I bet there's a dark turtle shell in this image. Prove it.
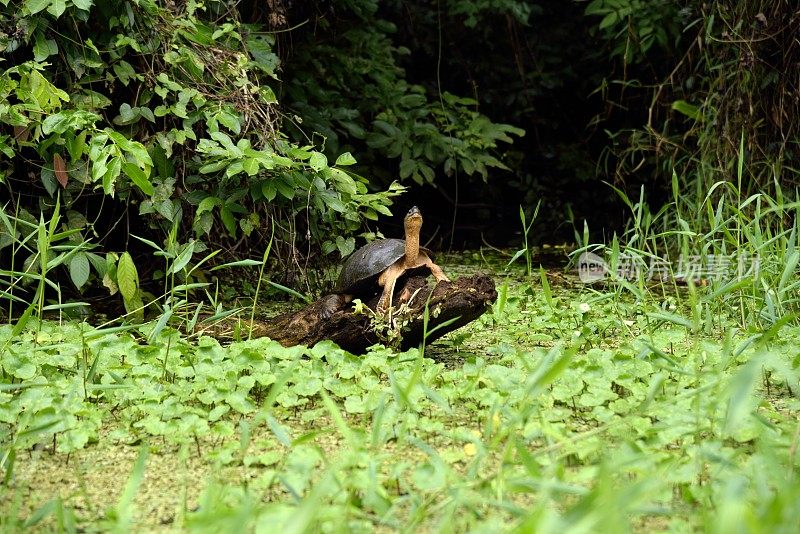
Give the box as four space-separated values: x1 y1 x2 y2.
335 238 434 296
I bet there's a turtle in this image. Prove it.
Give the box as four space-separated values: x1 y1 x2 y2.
322 206 450 317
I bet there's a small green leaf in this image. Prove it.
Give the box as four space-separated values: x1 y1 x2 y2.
671 100 702 121
197 196 221 215
115 103 138 125
309 152 328 171
599 11 618 30
42 114 68 135
261 181 277 201
217 110 242 134
399 158 416 179
13 361 37 380
102 156 122 195
138 107 156 123
242 158 259 176
334 152 357 166
276 179 295 200
220 204 237 236
170 241 195 274
33 31 58 61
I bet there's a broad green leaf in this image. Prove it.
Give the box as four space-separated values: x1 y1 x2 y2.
323 193 345 212
138 107 155 123
399 158 416 179
15 361 38 380
199 161 228 174
210 131 241 157
275 179 295 200
107 129 132 151
197 196 221 215
117 252 139 301
220 204 237 236
69 251 90 290
217 109 241 134
42 114 69 135
33 32 58 61
102 156 122 195
46 0 65 17
261 180 277 201
114 103 138 125
398 94 426 108
123 292 144 321
25 0 50 14
599 11 618 30
122 162 154 196
242 157 259 176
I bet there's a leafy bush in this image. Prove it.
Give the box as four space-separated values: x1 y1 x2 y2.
583 0 687 63
585 1 800 200
279 0 524 187
373 0 608 239
0 0 401 304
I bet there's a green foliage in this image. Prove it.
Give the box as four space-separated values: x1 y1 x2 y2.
372 0 603 237
0 0 402 303
281 2 523 187
588 1 800 201
1 271 800 530
578 170 800 331
0 197 102 326
0 59 153 197
367 93 524 185
583 0 686 63
443 0 534 28
508 201 541 277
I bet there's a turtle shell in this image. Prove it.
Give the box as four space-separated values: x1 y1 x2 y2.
335 238 434 296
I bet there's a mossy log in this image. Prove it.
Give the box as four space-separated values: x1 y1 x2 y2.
255 273 497 353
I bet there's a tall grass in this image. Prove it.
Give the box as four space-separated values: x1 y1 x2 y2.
575 138 800 331
0 200 283 344
0 197 93 341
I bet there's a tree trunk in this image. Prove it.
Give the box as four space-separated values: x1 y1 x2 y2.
254 274 497 353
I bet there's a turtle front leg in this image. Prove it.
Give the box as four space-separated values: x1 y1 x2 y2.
421 257 450 282
377 262 404 313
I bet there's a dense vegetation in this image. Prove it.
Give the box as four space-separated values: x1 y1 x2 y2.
2 0 800 531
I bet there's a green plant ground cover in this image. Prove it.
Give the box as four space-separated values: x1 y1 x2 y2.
1 256 799 532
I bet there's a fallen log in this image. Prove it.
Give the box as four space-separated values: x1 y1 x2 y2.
254 273 497 353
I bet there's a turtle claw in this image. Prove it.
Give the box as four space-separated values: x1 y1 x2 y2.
319 294 349 320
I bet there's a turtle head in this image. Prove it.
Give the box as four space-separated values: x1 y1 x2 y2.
404 206 422 264
405 206 422 231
